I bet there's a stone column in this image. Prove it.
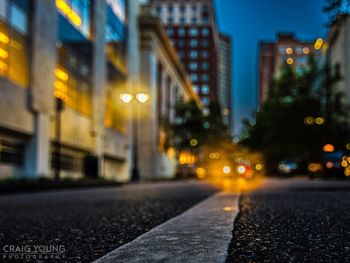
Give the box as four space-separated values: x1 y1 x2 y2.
91 0 107 176
25 0 57 177
138 49 158 178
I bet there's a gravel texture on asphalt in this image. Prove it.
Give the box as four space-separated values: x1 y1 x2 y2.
227 186 350 263
0 182 217 263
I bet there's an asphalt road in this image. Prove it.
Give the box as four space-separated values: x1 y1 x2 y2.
0 181 217 263
226 179 350 263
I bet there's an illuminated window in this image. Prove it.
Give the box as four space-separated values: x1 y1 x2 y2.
189 51 198 59
190 74 198 82
189 28 199 36
190 39 198 47
202 63 209 70
202 74 209 82
56 0 91 38
0 1 29 88
189 62 198 70
55 46 92 116
201 85 209 94
167 28 174 36
202 28 209 36
202 51 209 58
178 28 186 36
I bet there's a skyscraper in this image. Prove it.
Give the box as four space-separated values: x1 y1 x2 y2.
218 33 232 129
148 0 219 116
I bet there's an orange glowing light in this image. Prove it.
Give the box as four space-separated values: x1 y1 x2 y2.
323 144 335 153
287 58 294 65
196 167 206 179
55 68 69 81
0 32 9 44
303 47 310 54
286 48 293 54
0 48 8 59
314 38 324 50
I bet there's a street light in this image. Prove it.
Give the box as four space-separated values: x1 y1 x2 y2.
120 92 150 182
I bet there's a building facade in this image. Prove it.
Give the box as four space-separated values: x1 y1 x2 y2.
259 33 317 104
327 15 350 105
147 0 220 116
0 0 198 180
218 33 232 129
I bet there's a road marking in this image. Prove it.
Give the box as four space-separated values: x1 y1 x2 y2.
93 192 239 263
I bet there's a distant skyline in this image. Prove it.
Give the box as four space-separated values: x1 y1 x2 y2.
215 0 328 136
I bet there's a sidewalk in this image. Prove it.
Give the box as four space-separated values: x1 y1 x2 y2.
93 192 240 263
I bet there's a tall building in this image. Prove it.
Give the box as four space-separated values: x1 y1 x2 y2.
148 0 219 116
0 0 199 180
218 33 232 129
259 33 317 104
327 14 350 105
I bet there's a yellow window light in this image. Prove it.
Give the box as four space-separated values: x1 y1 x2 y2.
0 32 9 44
55 68 69 81
56 0 82 27
0 48 8 59
0 61 8 71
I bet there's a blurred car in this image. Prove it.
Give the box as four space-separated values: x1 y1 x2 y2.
278 160 299 176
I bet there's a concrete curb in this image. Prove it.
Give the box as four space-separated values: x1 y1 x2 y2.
93 191 240 263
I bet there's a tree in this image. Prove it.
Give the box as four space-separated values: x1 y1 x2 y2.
240 56 349 169
323 0 350 25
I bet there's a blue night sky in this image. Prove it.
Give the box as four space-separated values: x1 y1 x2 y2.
215 0 329 136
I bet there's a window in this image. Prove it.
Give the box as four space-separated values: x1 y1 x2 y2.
193 85 199 93
202 74 209 82
202 28 209 36
106 0 126 22
202 40 209 47
178 40 185 47
192 5 198 12
201 85 209 94
203 108 210 116
190 39 198 47
178 51 185 59
190 74 198 82
55 46 92 116
191 17 198 24
189 28 198 36
0 138 24 167
178 27 186 36
202 63 209 70
168 5 174 13
180 17 186 24
202 97 209 106
202 51 209 59
155 5 162 14
167 17 174 24
180 5 186 13
167 28 174 36
190 51 198 59
189 62 198 71
0 1 29 88
56 0 92 38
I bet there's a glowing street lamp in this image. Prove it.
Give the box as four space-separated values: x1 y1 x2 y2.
120 92 150 181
